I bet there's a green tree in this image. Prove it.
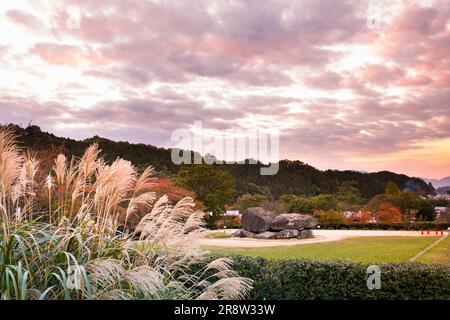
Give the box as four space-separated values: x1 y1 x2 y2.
390 192 422 222
385 181 401 197
310 194 340 211
285 194 340 213
337 181 361 203
416 201 436 221
235 194 268 212
313 210 346 225
279 195 298 211
287 197 314 213
244 182 271 198
336 181 362 210
367 194 388 211
176 164 236 219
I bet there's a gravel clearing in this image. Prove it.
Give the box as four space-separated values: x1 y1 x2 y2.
200 229 426 248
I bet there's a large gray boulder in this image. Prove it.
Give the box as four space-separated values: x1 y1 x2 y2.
270 213 317 231
230 229 255 238
241 207 275 232
254 231 277 239
299 229 314 239
276 229 299 239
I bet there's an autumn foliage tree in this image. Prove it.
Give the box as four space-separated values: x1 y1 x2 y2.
151 178 196 205
35 144 67 182
374 203 402 224
26 144 68 215
117 178 204 231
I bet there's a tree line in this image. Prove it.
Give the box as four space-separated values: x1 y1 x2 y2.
5 124 437 223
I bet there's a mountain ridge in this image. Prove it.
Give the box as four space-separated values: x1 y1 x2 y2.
422 177 450 189
2 123 435 199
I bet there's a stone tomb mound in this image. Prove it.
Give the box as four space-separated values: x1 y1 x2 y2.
231 207 317 239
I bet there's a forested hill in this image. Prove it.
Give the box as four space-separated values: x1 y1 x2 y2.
4 124 435 199
223 162 434 199
7 124 179 176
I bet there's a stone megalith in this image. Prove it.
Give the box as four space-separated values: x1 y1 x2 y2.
230 229 255 238
254 231 278 239
276 229 300 239
271 213 317 231
241 207 275 232
299 229 314 239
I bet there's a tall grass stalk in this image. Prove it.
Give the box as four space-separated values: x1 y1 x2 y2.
0 127 252 300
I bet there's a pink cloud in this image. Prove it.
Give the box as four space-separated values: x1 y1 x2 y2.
359 65 404 85
5 10 45 31
397 75 432 87
29 43 106 66
389 6 440 38
1 0 450 178
30 43 83 65
302 72 343 90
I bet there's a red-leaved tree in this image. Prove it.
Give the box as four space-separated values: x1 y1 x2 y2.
151 178 197 204
374 203 402 224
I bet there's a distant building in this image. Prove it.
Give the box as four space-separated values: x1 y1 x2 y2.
343 211 363 218
433 194 450 200
224 210 241 217
343 211 353 218
343 210 376 223
435 207 448 214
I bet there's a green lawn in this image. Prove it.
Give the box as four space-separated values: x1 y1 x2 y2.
416 236 450 264
205 236 442 263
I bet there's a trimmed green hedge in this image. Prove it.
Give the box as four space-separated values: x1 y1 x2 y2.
226 256 450 300
318 222 450 231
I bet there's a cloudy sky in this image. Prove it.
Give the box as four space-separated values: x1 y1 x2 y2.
0 0 449 179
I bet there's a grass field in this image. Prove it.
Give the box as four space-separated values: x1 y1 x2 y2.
205 236 444 263
416 236 450 264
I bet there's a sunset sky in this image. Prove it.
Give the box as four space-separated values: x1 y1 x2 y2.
0 0 449 179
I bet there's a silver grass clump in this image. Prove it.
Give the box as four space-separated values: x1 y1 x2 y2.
0 127 252 300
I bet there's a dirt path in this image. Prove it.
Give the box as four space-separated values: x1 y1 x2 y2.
200 229 428 248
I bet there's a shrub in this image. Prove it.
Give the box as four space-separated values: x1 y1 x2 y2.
317 222 450 230
216 256 450 300
313 210 346 225
213 215 241 229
